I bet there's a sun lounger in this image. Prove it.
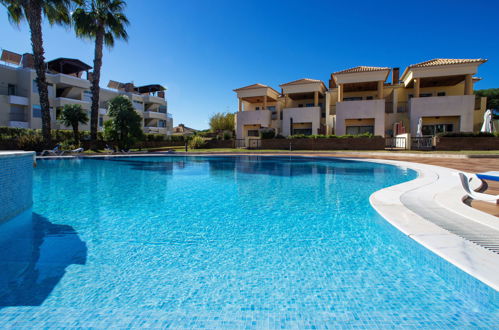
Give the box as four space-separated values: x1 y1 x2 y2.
459 172 499 204
60 147 84 155
40 145 61 156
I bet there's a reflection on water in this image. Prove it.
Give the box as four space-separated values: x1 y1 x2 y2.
0 210 86 307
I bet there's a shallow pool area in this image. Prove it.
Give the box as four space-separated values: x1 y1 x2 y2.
0 156 498 328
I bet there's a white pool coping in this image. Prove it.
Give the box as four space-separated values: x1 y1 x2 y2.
360 158 499 292
35 153 499 291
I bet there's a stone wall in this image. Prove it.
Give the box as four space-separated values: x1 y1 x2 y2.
435 137 499 151
260 137 385 150
0 152 35 223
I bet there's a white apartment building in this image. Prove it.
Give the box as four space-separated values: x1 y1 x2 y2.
0 50 173 135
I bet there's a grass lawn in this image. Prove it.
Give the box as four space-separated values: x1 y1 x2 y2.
85 146 499 155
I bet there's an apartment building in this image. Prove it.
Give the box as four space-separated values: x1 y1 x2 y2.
234 58 487 140
0 50 173 135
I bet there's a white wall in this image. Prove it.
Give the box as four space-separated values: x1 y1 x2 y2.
335 99 385 136
235 110 271 138
281 107 321 136
409 95 474 134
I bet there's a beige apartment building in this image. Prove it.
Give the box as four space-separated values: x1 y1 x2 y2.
234 58 487 141
0 50 173 135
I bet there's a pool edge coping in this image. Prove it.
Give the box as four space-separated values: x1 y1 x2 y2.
360 158 499 292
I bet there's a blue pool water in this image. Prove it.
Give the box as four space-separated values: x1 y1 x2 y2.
0 156 498 328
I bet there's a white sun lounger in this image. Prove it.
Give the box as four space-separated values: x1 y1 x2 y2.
40 146 61 156
459 172 499 204
60 147 84 155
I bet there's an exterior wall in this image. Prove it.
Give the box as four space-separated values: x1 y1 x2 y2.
335 99 385 136
0 152 34 223
235 110 271 139
409 95 475 134
281 107 321 136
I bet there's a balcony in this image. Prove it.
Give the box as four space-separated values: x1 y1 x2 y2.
236 110 271 127
143 126 168 134
143 110 167 119
142 94 165 104
335 100 385 136
52 97 91 109
408 95 475 133
8 121 29 128
281 107 321 136
8 95 29 106
48 73 91 89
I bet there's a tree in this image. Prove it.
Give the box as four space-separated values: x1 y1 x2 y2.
1 0 74 145
103 96 143 149
475 88 499 110
59 104 89 143
209 112 235 133
72 0 129 143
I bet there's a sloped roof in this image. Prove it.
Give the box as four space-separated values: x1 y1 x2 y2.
332 66 390 75
233 83 279 94
408 58 487 68
279 78 326 87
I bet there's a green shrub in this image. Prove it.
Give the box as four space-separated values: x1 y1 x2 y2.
188 135 206 149
438 132 497 138
145 133 165 142
16 134 45 151
260 129 275 139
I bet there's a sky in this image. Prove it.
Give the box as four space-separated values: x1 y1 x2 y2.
1 0 498 129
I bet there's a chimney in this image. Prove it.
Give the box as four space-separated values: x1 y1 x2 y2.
124 82 135 93
22 53 34 68
392 67 400 85
329 74 337 89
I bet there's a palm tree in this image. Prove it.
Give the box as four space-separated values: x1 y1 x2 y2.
59 104 89 143
1 0 74 145
72 0 129 144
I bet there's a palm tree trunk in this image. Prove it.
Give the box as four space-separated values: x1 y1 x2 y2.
72 122 79 144
26 0 51 145
90 27 104 143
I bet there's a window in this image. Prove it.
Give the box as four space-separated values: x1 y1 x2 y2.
366 96 374 100
268 106 276 111
83 90 92 102
292 128 312 135
255 107 260 110
422 124 454 136
344 97 362 101
437 92 446 97
298 104 304 107
32 105 41 118
32 79 38 93
346 126 374 135
98 117 104 127
306 103 314 107
158 120 166 127
247 130 259 137
420 93 432 97
7 84 16 96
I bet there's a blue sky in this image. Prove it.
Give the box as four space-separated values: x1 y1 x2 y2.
1 0 498 129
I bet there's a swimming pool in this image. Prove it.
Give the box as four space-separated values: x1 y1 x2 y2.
0 156 497 328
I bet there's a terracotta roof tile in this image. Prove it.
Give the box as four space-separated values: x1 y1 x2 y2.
332 66 390 75
280 78 325 87
408 58 487 68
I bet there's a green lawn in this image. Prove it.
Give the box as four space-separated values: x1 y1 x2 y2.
91 147 499 155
